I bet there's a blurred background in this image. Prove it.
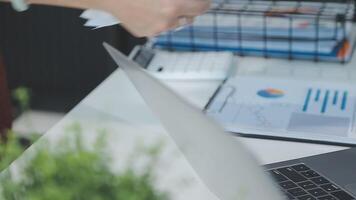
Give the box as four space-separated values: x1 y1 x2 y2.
0 3 145 137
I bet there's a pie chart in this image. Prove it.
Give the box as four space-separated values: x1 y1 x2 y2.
257 88 284 98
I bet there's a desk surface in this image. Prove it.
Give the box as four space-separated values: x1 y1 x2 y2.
78 53 356 164
80 60 352 165
6 54 356 200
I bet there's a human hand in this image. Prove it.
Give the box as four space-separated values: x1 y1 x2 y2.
96 0 211 37
26 0 210 37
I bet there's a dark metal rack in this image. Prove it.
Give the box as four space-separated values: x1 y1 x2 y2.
152 0 356 63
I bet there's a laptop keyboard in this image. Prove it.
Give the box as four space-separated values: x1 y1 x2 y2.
268 164 356 200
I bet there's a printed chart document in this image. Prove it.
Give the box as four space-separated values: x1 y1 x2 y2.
206 76 356 145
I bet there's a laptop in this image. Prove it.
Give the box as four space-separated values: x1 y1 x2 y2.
103 43 356 200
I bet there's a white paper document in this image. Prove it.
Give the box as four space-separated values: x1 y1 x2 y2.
80 9 120 28
206 76 356 144
146 51 234 80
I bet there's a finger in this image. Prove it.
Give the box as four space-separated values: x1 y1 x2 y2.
178 0 211 16
177 16 195 27
164 17 195 33
150 17 184 36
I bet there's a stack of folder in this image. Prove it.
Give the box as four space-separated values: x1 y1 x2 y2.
153 0 356 62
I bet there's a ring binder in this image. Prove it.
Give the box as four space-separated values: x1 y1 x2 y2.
152 0 356 63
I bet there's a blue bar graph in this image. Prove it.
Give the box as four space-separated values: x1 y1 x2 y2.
303 88 348 113
333 91 339 105
303 88 312 112
321 90 330 113
341 91 348 110
315 89 321 101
